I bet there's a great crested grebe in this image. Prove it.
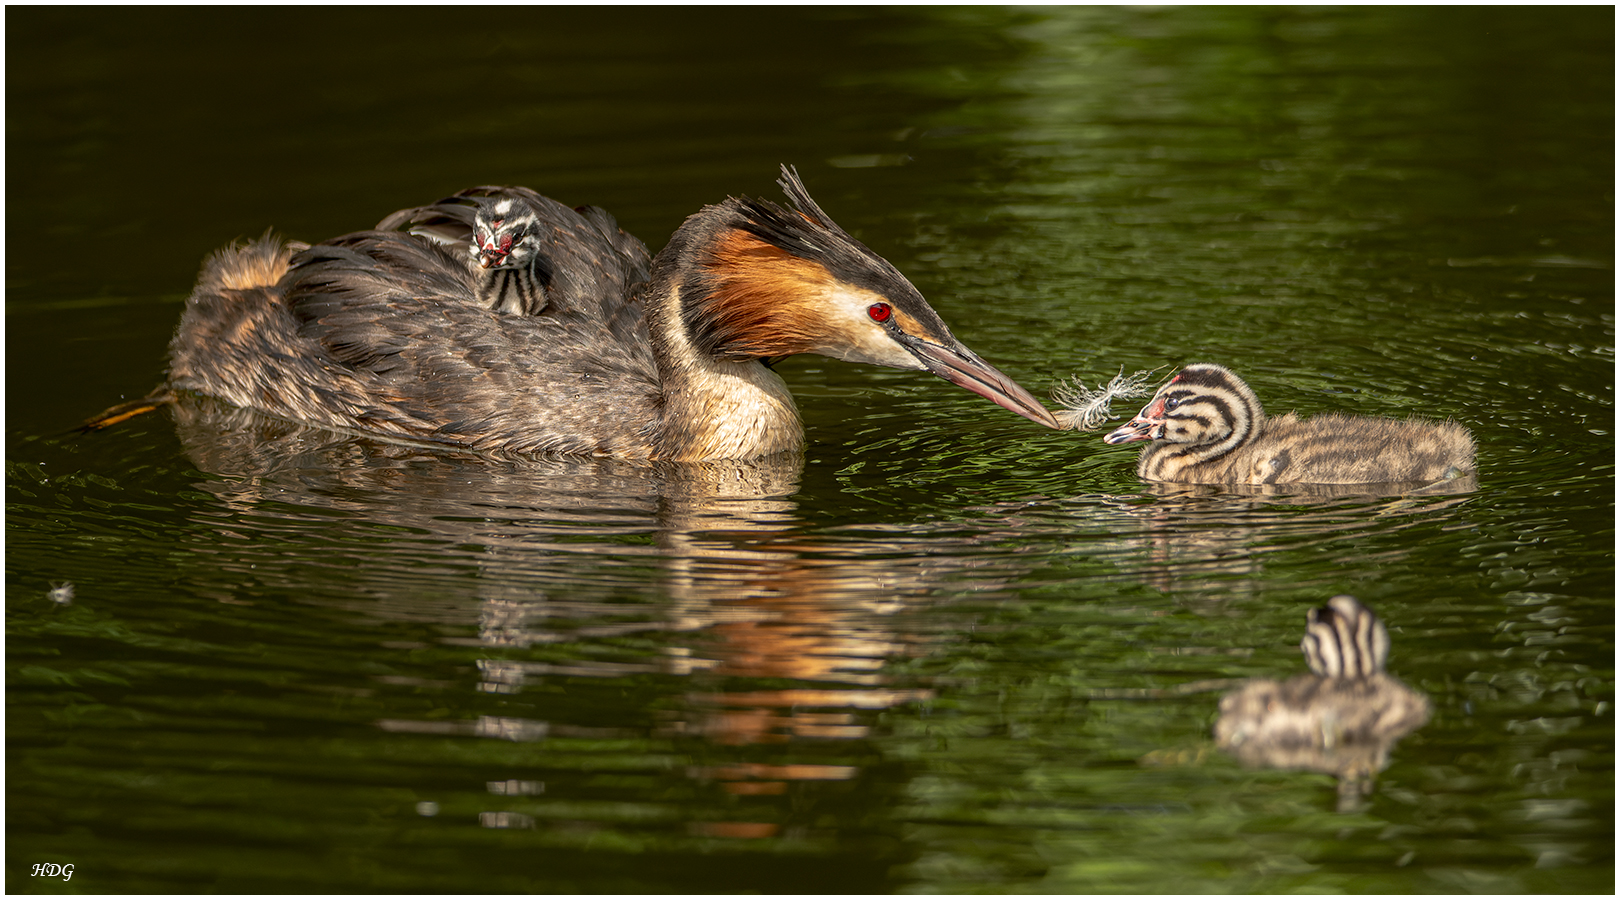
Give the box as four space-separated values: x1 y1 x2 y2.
165 167 1058 460
1102 363 1476 485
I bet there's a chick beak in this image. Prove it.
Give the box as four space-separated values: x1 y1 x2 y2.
899 336 1061 429
476 244 505 269
1103 415 1161 445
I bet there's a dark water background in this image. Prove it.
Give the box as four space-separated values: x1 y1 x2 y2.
7 7 1612 893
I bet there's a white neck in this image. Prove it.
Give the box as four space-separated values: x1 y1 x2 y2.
651 284 804 460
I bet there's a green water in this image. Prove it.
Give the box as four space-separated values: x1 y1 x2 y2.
7 7 1612 893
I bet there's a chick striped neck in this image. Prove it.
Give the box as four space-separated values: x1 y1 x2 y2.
1301 595 1391 680
478 265 546 317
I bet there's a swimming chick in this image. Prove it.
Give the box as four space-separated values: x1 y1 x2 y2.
1102 363 1475 485
1215 595 1432 809
165 167 1058 460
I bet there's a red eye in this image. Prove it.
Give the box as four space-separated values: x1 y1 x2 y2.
867 302 892 323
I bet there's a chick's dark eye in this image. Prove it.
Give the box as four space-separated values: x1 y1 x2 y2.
1164 396 1181 411
867 302 893 323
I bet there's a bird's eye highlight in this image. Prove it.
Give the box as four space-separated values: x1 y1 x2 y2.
1164 396 1181 411
867 302 893 323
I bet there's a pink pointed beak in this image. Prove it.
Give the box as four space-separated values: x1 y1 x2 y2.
1103 396 1166 444
1103 415 1161 444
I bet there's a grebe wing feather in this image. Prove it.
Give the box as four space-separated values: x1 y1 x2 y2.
277 237 661 454
283 232 479 374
